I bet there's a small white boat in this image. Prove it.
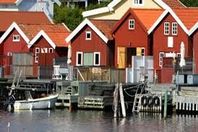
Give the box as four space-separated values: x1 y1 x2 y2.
14 94 59 110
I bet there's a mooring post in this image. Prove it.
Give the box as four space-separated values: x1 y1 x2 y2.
163 90 168 119
113 83 119 118
119 83 126 117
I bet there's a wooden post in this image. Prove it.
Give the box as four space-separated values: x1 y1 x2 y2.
163 90 168 119
119 83 126 117
113 83 119 118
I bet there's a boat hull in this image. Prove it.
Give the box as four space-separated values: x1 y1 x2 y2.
14 94 58 110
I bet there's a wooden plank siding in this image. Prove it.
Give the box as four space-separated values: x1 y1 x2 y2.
193 30 198 74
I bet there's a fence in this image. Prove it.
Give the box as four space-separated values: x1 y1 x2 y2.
73 67 126 83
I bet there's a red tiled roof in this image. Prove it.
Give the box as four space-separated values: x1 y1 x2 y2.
19 24 70 47
0 0 16 4
174 8 198 30
0 11 51 32
90 19 117 40
162 0 186 8
133 9 164 31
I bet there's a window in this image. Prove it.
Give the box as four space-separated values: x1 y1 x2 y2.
129 19 135 30
35 48 40 54
141 48 145 56
86 31 91 40
172 22 178 35
76 52 83 66
83 53 93 66
159 52 164 68
7 52 12 56
136 47 145 56
164 22 170 35
134 0 143 5
94 52 100 66
49 48 53 53
35 56 38 63
13 35 20 42
168 37 173 48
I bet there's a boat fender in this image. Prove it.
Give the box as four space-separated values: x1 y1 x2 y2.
153 96 160 107
141 96 147 107
147 96 153 107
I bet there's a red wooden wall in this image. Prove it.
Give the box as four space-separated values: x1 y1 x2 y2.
71 25 112 67
153 14 192 83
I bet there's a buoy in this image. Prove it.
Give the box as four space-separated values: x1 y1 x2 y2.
141 96 147 107
153 96 160 107
147 96 153 107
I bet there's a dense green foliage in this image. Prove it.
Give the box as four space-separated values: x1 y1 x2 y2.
54 5 83 31
181 0 198 7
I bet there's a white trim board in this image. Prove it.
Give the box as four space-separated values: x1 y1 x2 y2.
189 22 198 36
82 0 170 18
29 30 56 49
0 22 30 44
66 18 109 43
148 8 189 35
82 0 122 18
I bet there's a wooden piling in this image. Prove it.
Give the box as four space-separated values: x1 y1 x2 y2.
113 83 119 118
163 90 168 118
119 83 126 117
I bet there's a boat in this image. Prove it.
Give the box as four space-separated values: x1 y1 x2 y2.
4 78 59 111
14 94 58 110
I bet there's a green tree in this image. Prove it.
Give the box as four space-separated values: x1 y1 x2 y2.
181 0 198 7
86 0 112 10
54 5 83 31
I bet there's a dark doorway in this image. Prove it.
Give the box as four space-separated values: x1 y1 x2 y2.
127 48 136 67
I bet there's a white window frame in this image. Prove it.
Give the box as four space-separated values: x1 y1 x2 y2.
94 52 100 66
128 19 135 30
141 48 145 56
133 0 144 5
76 52 83 66
164 22 170 35
13 35 20 42
49 48 53 53
35 47 40 54
167 36 174 48
35 55 38 63
7 52 12 56
85 31 91 40
172 22 178 35
159 52 164 68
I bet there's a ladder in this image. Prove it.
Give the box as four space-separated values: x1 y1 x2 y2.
132 83 146 112
132 94 142 112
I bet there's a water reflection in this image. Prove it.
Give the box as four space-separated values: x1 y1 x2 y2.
1 110 198 132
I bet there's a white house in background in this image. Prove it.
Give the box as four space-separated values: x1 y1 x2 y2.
0 0 61 19
82 0 185 20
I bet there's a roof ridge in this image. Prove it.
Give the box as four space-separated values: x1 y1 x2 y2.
90 19 118 21
130 8 164 11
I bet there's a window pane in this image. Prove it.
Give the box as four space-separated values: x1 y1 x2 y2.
84 53 93 66
95 53 99 65
78 53 82 65
129 19 135 30
164 22 170 35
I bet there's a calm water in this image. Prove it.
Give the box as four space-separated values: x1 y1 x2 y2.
0 109 198 132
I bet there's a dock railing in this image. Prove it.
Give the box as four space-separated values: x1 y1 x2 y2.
73 67 126 83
